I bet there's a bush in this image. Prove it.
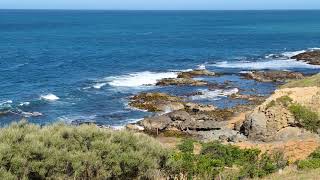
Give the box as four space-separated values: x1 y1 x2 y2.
289 104 320 132
298 148 320 170
0 121 169 179
167 141 287 179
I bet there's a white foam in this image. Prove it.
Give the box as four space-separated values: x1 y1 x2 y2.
106 71 177 87
281 48 320 58
190 88 239 100
111 118 144 130
0 100 13 106
197 64 206 70
210 59 320 70
281 50 306 58
93 83 107 89
19 102 30 106
40 93 60 101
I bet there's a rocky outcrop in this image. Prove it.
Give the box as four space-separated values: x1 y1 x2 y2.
177 69 215 78
138 108 231 132
155 69 216 86
156 78 208 86
129 92 185 112
242 87 320 142
241 71 304 82
291 51 320 65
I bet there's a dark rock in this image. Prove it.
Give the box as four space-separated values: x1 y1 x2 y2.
291 51 320 65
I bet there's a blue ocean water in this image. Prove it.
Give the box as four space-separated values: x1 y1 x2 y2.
1 10 320 126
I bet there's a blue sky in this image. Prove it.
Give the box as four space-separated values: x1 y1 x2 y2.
1 0 320 10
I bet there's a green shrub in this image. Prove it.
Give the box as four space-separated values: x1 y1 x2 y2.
298 148 320 170
289 104 320 132
0 121 169 179
276 95 293 106
168 141 287 179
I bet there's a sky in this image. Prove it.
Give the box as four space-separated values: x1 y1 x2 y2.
0 0 320 10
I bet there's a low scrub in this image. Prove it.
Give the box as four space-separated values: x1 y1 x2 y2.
0 122 289 179
298 148 320 170
0 121 169 179
289 103 320 133
167 139 287 179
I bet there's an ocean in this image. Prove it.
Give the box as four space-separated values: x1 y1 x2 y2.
1 10 320 127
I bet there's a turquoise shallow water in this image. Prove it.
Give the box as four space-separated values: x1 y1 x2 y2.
1 10 320 126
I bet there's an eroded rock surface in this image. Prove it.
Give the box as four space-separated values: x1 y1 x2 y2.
242 87 320 142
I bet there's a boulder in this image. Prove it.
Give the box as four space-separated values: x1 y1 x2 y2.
242 71 304 82
139 115 172 131
291 51 320 65
156 78 208 86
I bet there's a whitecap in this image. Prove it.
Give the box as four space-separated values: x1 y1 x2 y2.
105 71 178 87
197 64 206 70
40 93 60 101
111 118 144 130
281 50 307 58
19 102 30 107
0 100 13 106
210 59 320 70
190 88 239 100
93 83 107 89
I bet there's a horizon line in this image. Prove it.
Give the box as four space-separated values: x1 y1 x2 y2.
1 8 320 11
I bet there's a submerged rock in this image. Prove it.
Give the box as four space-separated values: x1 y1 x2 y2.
241 71 304 82
291 51 320 65
156 78 208 86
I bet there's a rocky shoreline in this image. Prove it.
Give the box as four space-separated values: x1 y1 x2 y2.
123 50 320 160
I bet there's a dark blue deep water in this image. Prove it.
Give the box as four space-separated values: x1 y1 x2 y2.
1 10 320 126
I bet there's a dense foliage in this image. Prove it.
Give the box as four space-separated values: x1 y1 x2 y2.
298 148 320 170
0 122 288 179
0 121 168 179
289 104 320 133
167 139 287 179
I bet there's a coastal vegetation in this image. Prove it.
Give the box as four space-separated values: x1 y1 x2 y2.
0 121 289 179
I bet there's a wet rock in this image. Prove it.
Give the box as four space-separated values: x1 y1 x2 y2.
241 71 304 82
129 92 184 112
177 69 215 78
291 51 320 65
156 78 208 86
